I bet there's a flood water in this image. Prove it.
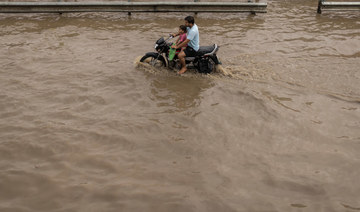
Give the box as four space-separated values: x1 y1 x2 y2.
1 0 360 211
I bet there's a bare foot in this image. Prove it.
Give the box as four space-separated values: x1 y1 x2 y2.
178 67 187 75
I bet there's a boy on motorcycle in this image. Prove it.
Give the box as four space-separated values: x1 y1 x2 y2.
175 25 187 49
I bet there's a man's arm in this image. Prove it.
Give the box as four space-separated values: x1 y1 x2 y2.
175 37 181 45
174 29 194 49
174 39 190 49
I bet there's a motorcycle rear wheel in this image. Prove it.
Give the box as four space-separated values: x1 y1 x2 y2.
208 57 217 73
194 57 217 73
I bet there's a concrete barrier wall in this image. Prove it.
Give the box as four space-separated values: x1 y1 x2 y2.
0 1 267 13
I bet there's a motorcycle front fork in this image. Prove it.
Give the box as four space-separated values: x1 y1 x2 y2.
168 60 181 70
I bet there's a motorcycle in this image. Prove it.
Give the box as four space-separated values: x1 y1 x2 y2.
140 35 221 74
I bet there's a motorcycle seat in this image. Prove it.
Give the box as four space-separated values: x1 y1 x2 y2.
197 44 217 56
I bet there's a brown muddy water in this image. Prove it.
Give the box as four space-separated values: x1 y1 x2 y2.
1 0 360 211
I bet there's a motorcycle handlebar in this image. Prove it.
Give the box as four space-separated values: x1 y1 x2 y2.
164 34 174 42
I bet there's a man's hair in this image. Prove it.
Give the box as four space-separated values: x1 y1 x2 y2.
179 25 187 32
184 16 195 24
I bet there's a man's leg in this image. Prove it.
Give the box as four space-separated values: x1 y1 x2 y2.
178 51 187 74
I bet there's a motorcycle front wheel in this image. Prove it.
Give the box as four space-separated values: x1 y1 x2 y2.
140 52 167 68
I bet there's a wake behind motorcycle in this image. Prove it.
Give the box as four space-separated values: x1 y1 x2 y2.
140 35 221 74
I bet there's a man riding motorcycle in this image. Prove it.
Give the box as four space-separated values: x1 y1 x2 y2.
171 16 199 75
140 15 220 74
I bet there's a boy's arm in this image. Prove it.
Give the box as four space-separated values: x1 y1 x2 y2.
171 32 180 37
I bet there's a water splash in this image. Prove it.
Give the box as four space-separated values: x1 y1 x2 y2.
134 54 276 83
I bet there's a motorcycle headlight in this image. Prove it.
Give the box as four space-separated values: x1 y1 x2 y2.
154 44 158 49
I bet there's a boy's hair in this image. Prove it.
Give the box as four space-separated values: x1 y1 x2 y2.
184 16 195 24
179 25 187 32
